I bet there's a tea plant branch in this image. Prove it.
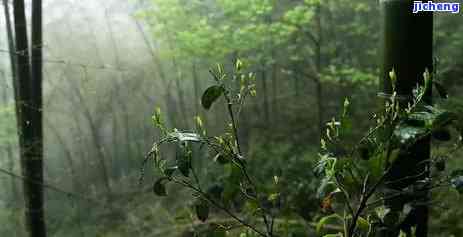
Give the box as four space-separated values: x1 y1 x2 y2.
349 119 387 158
170 177 268 237
152 216 343 237
347 136 395 236
384 169 429 186
270 215 275 237
366 179 451 209
223 90 242 155
334 175 356 218
236 86 251 119
223 88 274 236
227 135 273 236
348 168 391 237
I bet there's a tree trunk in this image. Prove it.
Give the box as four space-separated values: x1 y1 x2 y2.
3 0 23 143
132 19 168 87
314 2 323 141
2 0 17 90
104 7 121 67
122 102 131 171
293 63 300 98
380 1 433 236
45 120 79 191
13 0 47 236
172 57 189 128
132 17 181 128
2 0 19 204
192 62 201 116
261 63 270 126
45 120 84 236
271 52 278 124
106 8 133 175
69 70 112 195
111 104 120 176
30 1 46 235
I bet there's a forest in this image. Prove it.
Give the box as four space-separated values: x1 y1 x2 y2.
1 0 463 236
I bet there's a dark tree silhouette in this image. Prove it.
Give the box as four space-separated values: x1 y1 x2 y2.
380 1 433 236
13 0 47 236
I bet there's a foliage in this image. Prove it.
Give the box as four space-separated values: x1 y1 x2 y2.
142 61 291 237
137 0 379 87
315 70 463 237
143 62 463 237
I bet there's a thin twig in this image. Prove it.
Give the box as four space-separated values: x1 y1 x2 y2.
348 168 391 237
223 89 273 236
171 178 268 237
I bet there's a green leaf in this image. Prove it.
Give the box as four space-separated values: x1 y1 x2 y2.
202 85 225 110
408 105 455 129
170 131 201 142
398 230 407 237
357 216 370 231
176 144 191 177
317 177 338 199
422 105 456 129
367 151 387 181
243 199 260 215
195 199 210 222
316 214 343 234
235 59 243 71
153 178 168 196
375 206 391 222
393 124 428 145
340 116 353 137
407 112 433 127
152 107 163 127
389 69 397 90
222 164 242 202
268 193 279 202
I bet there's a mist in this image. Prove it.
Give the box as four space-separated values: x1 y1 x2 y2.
1 0 463 236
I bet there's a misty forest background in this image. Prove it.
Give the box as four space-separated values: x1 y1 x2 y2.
1 0 463 236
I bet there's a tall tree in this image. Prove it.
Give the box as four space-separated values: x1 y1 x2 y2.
12 0 47 236
67 72 112 195
380 1 433 236
2 0 16 83
2 0 20 205
2 0 21 134
314 1 323 139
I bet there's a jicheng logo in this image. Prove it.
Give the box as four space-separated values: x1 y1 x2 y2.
413 1 460 13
